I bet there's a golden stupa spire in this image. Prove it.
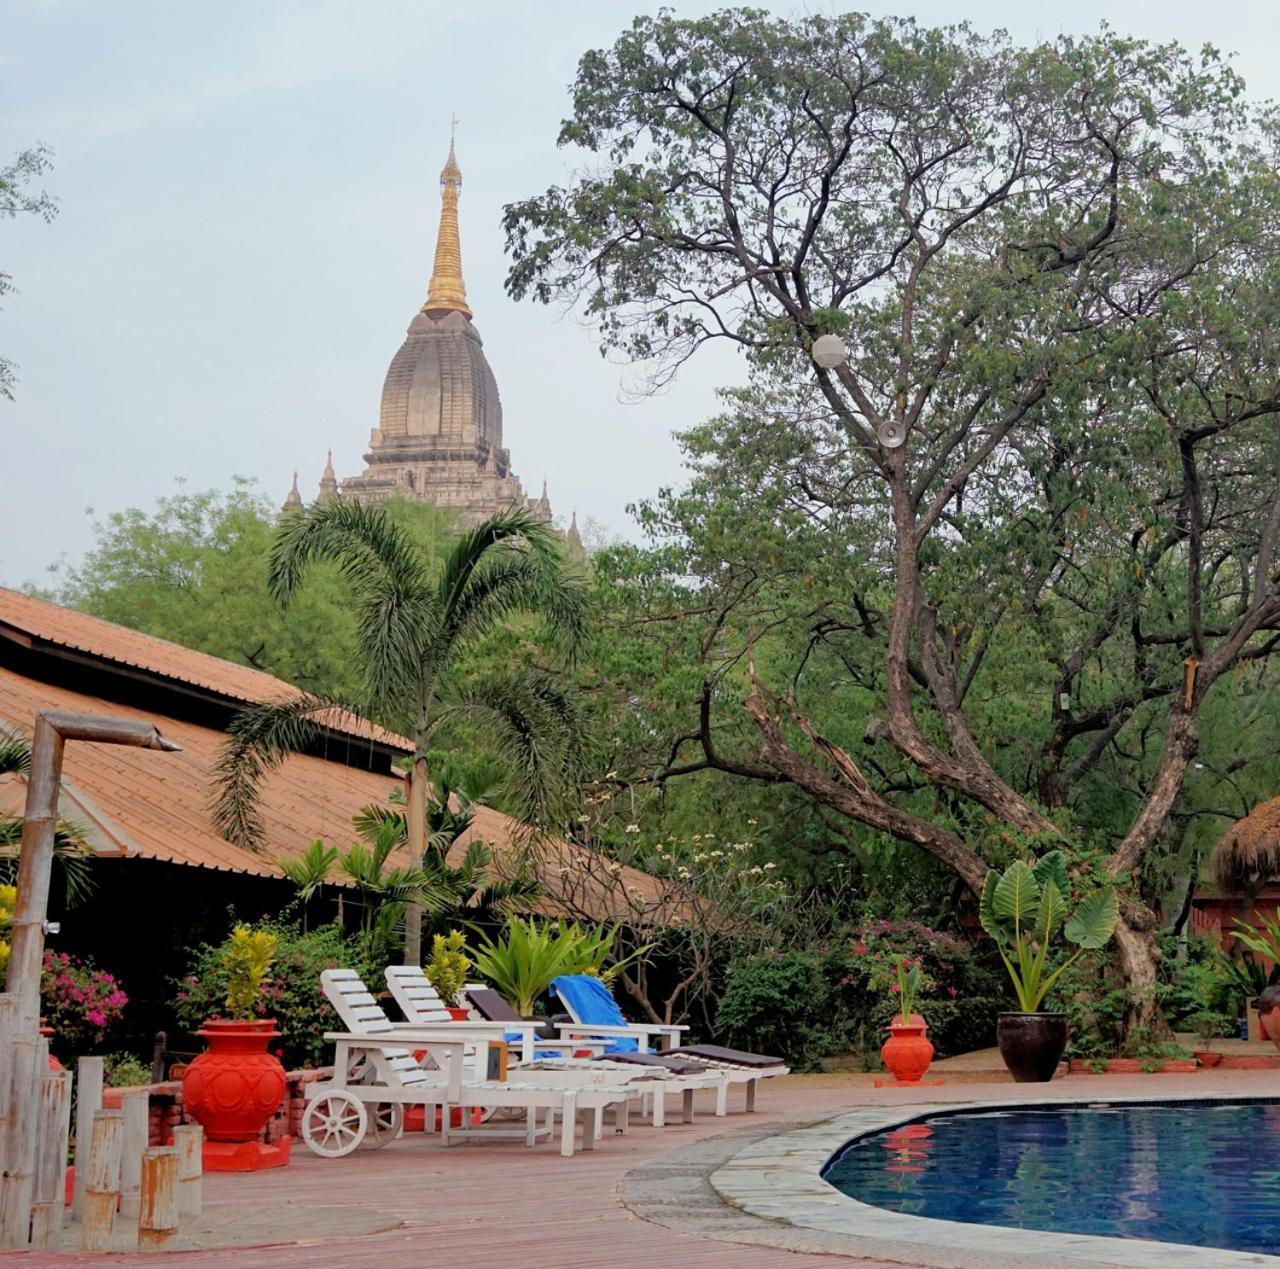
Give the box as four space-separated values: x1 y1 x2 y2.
424 118 472 318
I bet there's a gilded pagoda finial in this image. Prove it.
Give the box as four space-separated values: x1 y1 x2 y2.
424 125 471 318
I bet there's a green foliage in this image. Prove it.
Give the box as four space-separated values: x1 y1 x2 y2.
1230 914 1280 1001
222 926 277 1018
216 500 591 962
173 919 371 1069
44 481 366 698
103 1053 151 1088
504 4 1280 1047
714 951 835 1071
425 931 470 1008
863 953 932 1026
979 852 1118 1011
469 916 623 1017
1159 933 1237 1027
1 143 58 400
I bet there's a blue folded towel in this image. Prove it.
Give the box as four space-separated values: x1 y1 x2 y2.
550 975 640 1053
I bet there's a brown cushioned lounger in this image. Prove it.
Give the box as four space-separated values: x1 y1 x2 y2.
467 987 523 1023
604 1052 712 1076
675 1044 784 1068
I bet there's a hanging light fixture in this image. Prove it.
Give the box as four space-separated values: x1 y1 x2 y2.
811 334 847 368
877 420 907 449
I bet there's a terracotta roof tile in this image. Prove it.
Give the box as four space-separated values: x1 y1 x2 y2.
0 667 669 920
0 587 410 751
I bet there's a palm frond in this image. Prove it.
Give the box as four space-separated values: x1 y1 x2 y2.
269 501 433 726
433 509 589 663
278 840 338 900
213 695 332 850
445 668 590 833
0 815 96 905
0 727 30 776
439 551 591 668
269 498 428 606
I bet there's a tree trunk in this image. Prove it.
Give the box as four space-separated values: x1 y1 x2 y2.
1113 910 1172 1045
402 753 428 966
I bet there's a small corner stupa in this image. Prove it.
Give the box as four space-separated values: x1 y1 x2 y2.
299 129 550 527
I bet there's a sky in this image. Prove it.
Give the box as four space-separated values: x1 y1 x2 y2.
2 0 1279 587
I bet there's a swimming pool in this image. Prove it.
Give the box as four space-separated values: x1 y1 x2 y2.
822 1100 1280 1256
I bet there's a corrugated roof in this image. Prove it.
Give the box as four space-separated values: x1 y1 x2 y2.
0 632 670 920
0 587 410 752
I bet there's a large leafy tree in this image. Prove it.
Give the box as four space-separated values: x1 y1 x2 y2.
214 502 589 963
506 10 1280 1035
43 481 366 698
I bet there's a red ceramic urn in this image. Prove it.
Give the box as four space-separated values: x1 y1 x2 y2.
181 1019 286 1142
881 1019 935 1084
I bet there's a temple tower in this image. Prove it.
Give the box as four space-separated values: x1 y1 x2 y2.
330 137 548 525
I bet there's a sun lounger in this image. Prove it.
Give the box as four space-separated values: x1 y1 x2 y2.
306 968 629 1157
387 966 728 1125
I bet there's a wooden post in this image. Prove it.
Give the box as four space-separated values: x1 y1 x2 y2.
80 1111 123 1253
172 1123 202 1218
29 1068 71 1248
72 1056 104 1220
150 1031 167 1084
137 1147 178 1249
0 711 179 1250
118 1088 149 1218
0 994 14 1205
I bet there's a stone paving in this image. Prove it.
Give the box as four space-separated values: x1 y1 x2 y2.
12 1068 1280 1267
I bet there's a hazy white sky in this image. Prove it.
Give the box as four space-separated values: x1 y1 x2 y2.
2 0 1279 586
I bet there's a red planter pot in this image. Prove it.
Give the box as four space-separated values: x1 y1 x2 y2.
181 1019 287 1143
1260 1005 1280 1052
881 1020 935 1084
446 1007 471 1022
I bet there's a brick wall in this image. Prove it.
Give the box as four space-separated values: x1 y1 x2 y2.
104 1068 331 1146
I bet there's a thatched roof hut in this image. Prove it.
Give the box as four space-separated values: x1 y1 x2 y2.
1210 797 1280 894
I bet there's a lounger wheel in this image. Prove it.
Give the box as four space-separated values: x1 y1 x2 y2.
360 1101 404 1148
302 1091 369 1158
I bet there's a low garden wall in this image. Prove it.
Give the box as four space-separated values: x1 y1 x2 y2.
104 1067 331 1146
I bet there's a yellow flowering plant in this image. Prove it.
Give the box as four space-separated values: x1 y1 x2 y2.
222 925 278 1018
425 930 470 1007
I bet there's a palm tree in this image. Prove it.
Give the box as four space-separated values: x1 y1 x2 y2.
353 764 543 931
214 502 589 962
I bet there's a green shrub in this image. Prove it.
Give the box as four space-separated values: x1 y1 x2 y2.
715 950 836 1071
425 930 470 1007
104 1052 151 1087
173 920 371 1069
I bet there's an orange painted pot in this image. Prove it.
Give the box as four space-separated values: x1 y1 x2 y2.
880 1020 934 1084
181 1019 286 1143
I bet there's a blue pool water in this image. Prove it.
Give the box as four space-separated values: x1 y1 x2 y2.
823 1100 1280 1255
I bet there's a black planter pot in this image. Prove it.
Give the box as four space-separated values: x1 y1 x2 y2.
997 1012 1068 1083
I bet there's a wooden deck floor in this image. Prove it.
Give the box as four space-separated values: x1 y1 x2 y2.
16 1068 1280 1267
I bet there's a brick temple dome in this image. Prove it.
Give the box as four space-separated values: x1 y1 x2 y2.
376 308 504 455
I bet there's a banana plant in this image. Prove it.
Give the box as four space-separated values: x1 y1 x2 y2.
979 851 1118 1012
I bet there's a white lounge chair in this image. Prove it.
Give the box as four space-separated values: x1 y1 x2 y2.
386 966 729 1126
303 969 630 1158
383 964 608 1063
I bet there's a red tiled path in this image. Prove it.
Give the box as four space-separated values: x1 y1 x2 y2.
17 1069 1280 1268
